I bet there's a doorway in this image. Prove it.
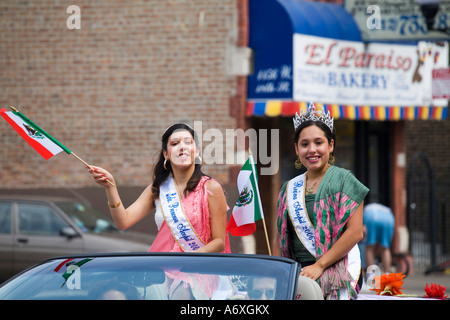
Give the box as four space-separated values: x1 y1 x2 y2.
355 121 392 207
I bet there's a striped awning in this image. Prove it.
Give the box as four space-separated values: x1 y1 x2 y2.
247 101 448 120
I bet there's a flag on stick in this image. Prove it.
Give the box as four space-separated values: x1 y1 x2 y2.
1 107 70 160
1 106 115 187
227 151 264 237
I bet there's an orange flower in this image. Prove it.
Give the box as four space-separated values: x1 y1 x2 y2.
370 273 405 296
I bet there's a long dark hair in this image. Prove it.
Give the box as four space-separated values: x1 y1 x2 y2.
150 123 206 203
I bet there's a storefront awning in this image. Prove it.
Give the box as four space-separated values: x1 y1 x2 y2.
247 0 449 120
246 101 448 120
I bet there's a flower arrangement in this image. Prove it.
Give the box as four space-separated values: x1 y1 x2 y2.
369 272 448 299
370 272 405 296
424 283 447 299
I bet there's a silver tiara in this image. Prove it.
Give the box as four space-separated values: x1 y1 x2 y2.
163 122 194 134
293 102 334 131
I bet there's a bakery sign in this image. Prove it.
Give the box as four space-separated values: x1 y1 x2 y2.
293 34 448 106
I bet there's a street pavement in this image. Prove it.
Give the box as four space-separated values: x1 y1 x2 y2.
360 271 450 296
401 272 450 296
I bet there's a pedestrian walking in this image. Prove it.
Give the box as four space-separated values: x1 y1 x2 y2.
363 203 395 273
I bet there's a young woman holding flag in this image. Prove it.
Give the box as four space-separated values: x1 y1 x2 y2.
275 103 369 300
89 123 230 299
89 122 230 255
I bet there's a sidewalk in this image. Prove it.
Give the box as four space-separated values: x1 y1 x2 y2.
360 272 450 296
402 272 450 296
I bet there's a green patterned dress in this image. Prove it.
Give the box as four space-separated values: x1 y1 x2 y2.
277 165 369 299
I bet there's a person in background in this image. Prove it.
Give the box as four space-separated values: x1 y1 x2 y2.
247 276 277 300
363 203 395 273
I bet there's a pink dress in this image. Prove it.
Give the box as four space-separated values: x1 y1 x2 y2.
149 175 231 253
148 176 231 299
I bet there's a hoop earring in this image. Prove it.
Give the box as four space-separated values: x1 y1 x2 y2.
328 153 335 165
163 159 169 170
294 158 303 169
196 156 202 164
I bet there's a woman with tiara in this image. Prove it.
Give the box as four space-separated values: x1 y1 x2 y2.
89 122 230 299
275 103 369 300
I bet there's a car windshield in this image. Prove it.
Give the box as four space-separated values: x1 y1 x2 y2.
0 254 297 300
54 201 117 234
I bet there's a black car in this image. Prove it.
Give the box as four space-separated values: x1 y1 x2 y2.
0 252 324 300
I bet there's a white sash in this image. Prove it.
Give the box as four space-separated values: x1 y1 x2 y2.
157 176 205 252
287 173 361 299
286 173 316 257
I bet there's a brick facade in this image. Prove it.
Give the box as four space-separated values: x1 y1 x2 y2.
405 119 450 219
0 0 240 188
1 0 448 257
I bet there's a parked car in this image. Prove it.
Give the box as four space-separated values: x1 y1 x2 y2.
0 252 324 300
0 195 154 281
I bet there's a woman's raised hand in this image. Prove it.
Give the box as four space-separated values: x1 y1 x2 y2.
88 166 116 188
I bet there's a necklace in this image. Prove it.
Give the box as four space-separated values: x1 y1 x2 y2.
305 167 327 195
173 177 186 200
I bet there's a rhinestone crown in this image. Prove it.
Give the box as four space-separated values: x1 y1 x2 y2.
293 102 334 132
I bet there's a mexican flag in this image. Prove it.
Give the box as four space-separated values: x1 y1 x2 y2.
227 153 264 236
0 107 71 160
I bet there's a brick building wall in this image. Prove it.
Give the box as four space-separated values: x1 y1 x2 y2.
0 0 241 189
406 120 449 184
405 119 450 223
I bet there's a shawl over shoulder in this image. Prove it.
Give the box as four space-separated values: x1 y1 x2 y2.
277 166 369 299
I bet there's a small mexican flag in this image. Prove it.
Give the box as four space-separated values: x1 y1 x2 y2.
0 107 71 160
227 153 264 236
1 106 116 187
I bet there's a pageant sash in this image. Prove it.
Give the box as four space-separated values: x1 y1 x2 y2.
158 177 205 252
286 173 316 257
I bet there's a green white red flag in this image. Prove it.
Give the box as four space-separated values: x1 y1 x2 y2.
227 153 264 236
0 107 71 160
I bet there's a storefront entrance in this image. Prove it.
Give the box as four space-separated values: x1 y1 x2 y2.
355 121 392 207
